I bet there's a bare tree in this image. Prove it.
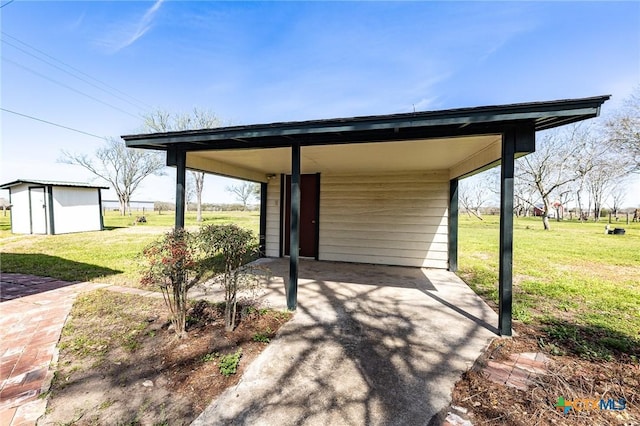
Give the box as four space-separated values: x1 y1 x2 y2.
586 163 616 222
186 173 196 211
192 171 205 221
553 188 573 221
142 108 221 221
517 126 593 230
0 198 10 217
606 86 640 172
61 138 165 215
581 131 634 221
226 181 259 210
458 176 493 220
486 163 539 217
608 185 627 219
514 179 539 217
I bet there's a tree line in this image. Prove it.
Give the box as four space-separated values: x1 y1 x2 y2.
460 87 639 230
153 201 260 213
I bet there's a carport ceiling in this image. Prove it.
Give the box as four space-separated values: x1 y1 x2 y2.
187 134 502 175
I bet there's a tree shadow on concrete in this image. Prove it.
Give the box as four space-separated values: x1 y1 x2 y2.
0 253 121 301
192 258 499 425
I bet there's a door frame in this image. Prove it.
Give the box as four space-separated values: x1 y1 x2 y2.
280 173 321 260
28 186 48 235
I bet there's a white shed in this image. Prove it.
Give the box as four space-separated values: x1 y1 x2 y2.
0 179 108 235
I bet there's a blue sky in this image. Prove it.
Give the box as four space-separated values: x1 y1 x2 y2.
1 1 639 205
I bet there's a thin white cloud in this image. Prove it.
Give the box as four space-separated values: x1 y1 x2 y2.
98 0 164 53
67 11 85 31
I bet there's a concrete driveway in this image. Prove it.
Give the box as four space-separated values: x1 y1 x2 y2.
192 258 498 426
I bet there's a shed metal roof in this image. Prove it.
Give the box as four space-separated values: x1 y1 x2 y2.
0 179 109 190
122 95 610 151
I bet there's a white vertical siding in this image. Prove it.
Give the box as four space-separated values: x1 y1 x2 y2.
319 171 449 268
9 184 31 234
265 175 281 257
51 187 102 234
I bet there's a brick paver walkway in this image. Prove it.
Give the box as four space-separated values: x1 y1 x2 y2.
482 352 550 390
0 274 108 426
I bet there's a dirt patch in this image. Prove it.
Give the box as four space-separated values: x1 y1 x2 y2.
449 323 640 425
39 292 291 425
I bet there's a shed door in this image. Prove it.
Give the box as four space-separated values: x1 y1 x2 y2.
284 174 319 258
29 187 47 234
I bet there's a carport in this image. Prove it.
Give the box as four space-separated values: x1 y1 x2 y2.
122 95 609 336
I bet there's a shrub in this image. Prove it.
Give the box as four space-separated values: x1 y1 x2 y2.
199 224 260 332
140 224 263 336
141 229 209 338
252 327 272 343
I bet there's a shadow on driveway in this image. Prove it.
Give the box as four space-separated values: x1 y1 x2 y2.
193 259 498 426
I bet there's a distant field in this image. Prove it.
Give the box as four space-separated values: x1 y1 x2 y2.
458 214 640 358
0 210 259 285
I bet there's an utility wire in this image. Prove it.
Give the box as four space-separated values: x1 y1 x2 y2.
1 107 108 140
3 38 149 111
0 0 15 9
3 56 141 119
1 31 152 110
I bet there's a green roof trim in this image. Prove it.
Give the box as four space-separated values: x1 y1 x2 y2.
122 95 610 151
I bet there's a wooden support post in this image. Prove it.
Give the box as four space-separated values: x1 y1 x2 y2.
448 178 459 272
288 143 301 311
499 129 516 336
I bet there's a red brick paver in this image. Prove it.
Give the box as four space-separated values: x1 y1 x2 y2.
482 352 550 391
0 274 106 426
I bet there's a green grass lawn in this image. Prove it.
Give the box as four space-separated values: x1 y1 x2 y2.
458 214 640 360
1 209 638 359
0 210 259 285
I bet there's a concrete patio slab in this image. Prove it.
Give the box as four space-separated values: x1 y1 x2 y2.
192 258 498 426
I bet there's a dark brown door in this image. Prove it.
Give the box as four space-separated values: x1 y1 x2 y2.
284 174 319 258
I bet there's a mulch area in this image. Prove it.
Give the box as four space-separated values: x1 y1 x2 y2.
444 323 639 425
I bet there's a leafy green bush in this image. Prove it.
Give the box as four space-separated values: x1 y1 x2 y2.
201 352 219 363
140 224 262 336
219 349 242 377
252 327 272 343
141 229 209 337
199 224 259 332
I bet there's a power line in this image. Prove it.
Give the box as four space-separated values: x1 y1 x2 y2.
2 38 149 111
1 31 153 110
3 56 141 119
1 107 108 140
0 0 15 9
